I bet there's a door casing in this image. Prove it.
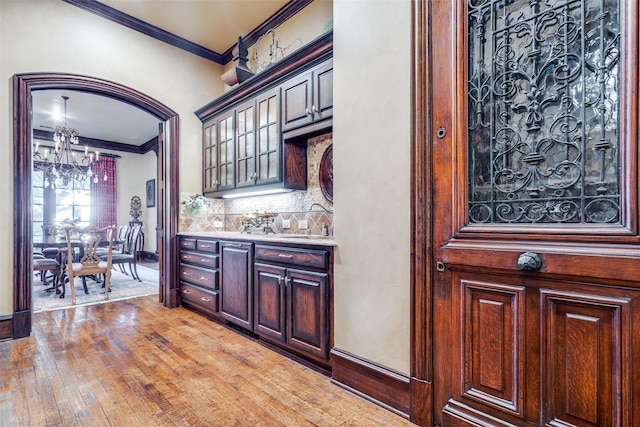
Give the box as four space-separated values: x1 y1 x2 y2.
12 72 182 338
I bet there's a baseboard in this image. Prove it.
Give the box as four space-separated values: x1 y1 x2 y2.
330 348 410 418
0 315 13 340
140 251 159 261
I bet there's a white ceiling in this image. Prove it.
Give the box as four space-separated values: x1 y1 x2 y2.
33 90 161 146
32 1 289 150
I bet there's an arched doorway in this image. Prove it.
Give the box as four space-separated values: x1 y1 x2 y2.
12 72 181 338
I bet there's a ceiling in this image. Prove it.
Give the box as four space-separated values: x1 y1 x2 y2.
32 0 290 152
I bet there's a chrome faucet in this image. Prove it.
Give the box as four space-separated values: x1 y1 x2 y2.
307 202 333 214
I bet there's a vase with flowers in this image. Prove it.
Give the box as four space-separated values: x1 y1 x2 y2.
182 194 210 231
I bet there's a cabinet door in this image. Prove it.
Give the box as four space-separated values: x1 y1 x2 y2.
256 88 281 185
254 262 287 342
220 242 253 329
235 99 256 189
217 111 235 191
312 60 333 122
202 120 219 193
286 268 328 359
281 70 313 131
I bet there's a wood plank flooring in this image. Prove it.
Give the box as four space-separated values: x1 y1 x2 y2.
0 296 414 426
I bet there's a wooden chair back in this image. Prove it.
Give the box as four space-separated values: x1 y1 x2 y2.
63 225 116 305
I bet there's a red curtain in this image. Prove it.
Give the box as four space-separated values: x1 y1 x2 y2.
90 156 117 228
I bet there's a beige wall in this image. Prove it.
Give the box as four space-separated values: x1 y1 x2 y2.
116 151 158 253
0 0 223 315
333 0 412 374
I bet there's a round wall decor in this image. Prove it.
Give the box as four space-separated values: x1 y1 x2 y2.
319 144 333 202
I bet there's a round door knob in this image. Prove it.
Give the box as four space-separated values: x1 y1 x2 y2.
517 252 543 272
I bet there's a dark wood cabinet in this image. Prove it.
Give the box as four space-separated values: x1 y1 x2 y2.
196 32 333 199
281 59 333 132
254 244 330 363
203 111 234 193
180 234 333 368
179 237 220 317
220 241 253 330
235 88 282 190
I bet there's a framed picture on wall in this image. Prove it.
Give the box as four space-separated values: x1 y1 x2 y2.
146 179 155 208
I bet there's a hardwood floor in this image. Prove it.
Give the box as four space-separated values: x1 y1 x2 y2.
0 295 413 426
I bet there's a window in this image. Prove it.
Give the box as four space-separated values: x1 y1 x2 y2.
33 165 91 238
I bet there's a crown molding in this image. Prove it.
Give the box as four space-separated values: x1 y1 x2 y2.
63 0 314 66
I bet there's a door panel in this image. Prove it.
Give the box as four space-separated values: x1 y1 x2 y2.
429 0 640 425
459 278 524 416
541 289 633 427
287 268 328 359
254 262 287 341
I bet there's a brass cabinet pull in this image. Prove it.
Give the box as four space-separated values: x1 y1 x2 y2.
182 271 191 276
278 253 293 258
182 289 192 294
201 297 210 302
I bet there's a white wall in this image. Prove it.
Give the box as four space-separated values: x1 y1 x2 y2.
0 0 223 315
333 0 412 373
116 151 158 253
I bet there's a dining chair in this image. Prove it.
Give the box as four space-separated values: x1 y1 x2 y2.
63 225 116 305
33 252 61 292
102 224 143 282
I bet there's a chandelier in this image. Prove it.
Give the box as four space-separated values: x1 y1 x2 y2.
33 96 107 188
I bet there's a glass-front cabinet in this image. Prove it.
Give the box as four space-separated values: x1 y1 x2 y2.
203 110 234 193
203 88 282 196
196 31 333 198
235 88 281 189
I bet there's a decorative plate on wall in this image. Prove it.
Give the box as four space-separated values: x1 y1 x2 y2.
319 144 333 202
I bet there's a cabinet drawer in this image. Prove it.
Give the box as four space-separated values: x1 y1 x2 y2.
179 264 218 290
180 251 219 269
197 239 219 254
254 244 329 269
181 283 219 312
180 238 197 251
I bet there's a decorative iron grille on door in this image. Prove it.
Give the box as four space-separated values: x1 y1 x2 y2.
468 0 621 224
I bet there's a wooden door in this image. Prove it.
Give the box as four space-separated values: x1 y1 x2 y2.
220 242 253 330
312 60 333 123
281 71 313 131
254 262 287 342
428 1 640 426
286 268 328 359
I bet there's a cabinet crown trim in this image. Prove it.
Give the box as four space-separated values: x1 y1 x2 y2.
195 30 332 122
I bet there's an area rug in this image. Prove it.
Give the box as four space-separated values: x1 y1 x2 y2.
33 264 159 312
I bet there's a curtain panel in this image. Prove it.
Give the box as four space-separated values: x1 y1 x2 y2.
90 156 117 228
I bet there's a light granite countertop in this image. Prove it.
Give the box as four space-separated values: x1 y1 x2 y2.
178 231 336 247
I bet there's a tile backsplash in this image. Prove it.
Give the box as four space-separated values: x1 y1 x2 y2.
180 133 334 236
